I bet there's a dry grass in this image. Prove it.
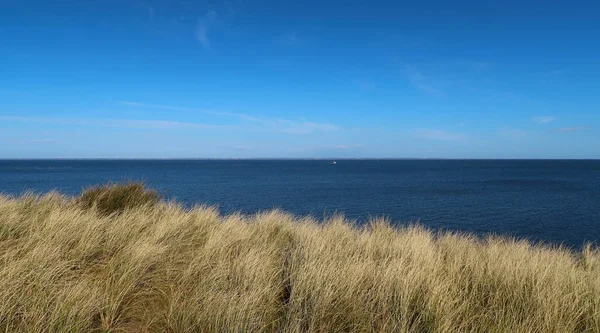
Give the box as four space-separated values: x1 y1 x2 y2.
76 182 160 216
0 183 599 332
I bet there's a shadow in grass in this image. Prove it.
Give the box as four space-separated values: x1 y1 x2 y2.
77 181 161 217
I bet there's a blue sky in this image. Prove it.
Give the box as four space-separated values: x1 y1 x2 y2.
1 0 599 158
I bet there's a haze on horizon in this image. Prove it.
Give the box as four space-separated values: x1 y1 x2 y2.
1 1 599 159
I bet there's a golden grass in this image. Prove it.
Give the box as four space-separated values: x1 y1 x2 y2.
0 183 599 332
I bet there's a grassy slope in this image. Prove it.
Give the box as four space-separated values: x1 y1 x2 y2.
0 183 599 332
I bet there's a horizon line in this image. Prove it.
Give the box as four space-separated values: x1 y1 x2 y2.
1 158 599 161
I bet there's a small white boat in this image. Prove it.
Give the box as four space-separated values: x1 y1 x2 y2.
331 161 337 164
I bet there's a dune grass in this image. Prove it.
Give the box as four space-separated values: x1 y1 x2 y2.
0 183 599 332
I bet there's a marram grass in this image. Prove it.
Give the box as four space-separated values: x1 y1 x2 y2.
0 183 599 332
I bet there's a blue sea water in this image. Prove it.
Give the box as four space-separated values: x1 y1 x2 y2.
1 159 599 248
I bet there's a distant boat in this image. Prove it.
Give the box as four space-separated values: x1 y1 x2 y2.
331 161 337 164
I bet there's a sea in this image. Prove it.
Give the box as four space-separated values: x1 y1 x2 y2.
1 159 599 248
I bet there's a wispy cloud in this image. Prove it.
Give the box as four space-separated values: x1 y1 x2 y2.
196 11 218 49
400 62 445 97
0 116 233 130
147 6 155 20
532 116 556 124
120 101 261 121
287 144 365 152
543 69 568 77
556 127 590 133
120 101 340 134
271 119 339 134
352 79 376 91
120 101 190 111
277 32 299 45
413 129 465 141
470 62 492 72
331 145 350 150
333 144 365 149
8 138 57 144
499 128 527 138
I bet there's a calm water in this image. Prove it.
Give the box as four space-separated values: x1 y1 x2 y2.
1 159 599 248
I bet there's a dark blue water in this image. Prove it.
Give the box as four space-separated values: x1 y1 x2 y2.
1 159 599 248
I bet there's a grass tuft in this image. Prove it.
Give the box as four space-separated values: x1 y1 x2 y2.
76 181 160 216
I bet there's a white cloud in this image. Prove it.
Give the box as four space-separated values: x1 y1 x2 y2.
400 62 445 97
120 101 189 111
556 127 590 132
325 144 364 150
287 144 365 152
543 69 568 77
120 101 261 122
120 101 340 134
352 79 376 91
2 102 341 136
273 120 339 134
278 32 299 45
413 129 465 141
147 6 155 20
471 62 492 72
0 116 233 130
8 138 57 144
532 116 556 124
499 128 527 138
195 11 218 49
103 119 231 130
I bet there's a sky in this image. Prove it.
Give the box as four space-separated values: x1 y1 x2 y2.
1 0 599 159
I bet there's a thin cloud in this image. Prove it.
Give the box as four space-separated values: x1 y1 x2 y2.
413 129 465 141
500 128 527 138
147 6 155 20
196 11 218 49
330 144 365 149
120 101 261 122
103 119 232 130
0 116 232 130
556 127 590 132
400 62 445 97
120 101 340 134
272 120 339 134
278 32 299 45
288 144 365 152
532 116 556 124
352 79 376 91
120 101 190 111
471 62 492 72
332 145 350 149
543 69 568 77
9 138 57 144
